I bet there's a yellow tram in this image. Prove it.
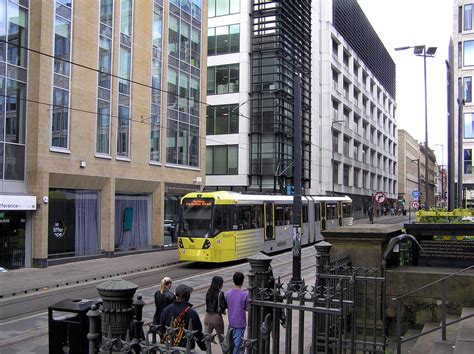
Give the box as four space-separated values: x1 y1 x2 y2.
176 191 352 263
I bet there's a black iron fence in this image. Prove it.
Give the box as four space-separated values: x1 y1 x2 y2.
81 242 386 353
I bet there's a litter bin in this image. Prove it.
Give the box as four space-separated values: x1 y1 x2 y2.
48 299 101 354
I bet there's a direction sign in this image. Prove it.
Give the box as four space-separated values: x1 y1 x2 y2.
412 190 420 199
412 201 420 209
374 192 386 204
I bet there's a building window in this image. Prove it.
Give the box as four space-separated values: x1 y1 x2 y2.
206 145 238 175
7 3 28 68
464 76 472 102
167 2 201 167
117 0 132 158
332 161 339 185
465 113 474 138
115 194 151 250
208 0 240 18
465 4 473 31
207 64 239 95
332 132 338 154
332 38 338 59
465 149 473 174
354 168 360 188
208 24 239 56
96 0 113 155
207 104 239 135
48 189 100 258
343 164 350 186
343 137 350 156
150 1 163 162
464 40 474 66
51 0 72 149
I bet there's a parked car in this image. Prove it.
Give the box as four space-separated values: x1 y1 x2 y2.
164 219 176 237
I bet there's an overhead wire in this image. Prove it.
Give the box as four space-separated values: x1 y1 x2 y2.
2 40 348 163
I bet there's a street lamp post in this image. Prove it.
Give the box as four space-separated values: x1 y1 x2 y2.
395 45 437 210
331 120 346 196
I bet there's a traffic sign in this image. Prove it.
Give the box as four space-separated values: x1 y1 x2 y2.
412 190 420 199
412 201 420 209
374 192 386 204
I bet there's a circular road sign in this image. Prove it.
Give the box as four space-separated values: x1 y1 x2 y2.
412 201 420 209
374 192 386 204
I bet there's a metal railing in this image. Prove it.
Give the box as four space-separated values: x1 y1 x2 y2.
393 265 474 354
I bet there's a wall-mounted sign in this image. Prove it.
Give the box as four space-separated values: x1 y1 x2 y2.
0 195 37 210
52 220 67 239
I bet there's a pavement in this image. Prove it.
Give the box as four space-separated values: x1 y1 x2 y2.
0 246 180 299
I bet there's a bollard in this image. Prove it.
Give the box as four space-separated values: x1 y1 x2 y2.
132 295 145 342
247 253 273 343
315 241 332 278
87 304 101 353
96 278 138 339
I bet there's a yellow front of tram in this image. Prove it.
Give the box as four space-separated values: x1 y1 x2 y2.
177 191 244 263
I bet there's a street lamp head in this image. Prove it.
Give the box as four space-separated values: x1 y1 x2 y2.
413 45 425 55
394 46 411 51
426 47 437 56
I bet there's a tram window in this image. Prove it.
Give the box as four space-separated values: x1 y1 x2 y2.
252 205 264 228
326 203 337 220
314 204 320 221
275 204 293 225
213 205 231 235
302 205 308 223
343 203 352 217
237 205 251 229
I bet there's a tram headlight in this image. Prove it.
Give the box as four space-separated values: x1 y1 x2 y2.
178 238 184 248
202 239 211 249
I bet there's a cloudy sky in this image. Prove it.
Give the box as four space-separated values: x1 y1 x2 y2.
357 0 453 165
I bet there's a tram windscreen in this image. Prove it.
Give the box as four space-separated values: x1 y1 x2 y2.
178 198 215 238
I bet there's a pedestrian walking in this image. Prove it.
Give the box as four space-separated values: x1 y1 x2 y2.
225 271 248 354
153 277 175 325
368 206 374 224
204 276 227 346
160 284 207 351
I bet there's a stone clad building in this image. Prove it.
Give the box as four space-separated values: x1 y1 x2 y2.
0 0 207 268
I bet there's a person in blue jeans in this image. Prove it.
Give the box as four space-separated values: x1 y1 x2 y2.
225 271 248 354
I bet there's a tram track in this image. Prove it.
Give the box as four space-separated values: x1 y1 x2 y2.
0 246 319 351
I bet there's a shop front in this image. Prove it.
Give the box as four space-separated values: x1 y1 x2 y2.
0 195 36 269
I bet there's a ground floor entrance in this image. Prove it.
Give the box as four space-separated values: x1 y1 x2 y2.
0 211 26 269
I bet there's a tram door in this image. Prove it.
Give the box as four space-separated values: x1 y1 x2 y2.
337 202 343 226
320 202 327 230
264 203 275 240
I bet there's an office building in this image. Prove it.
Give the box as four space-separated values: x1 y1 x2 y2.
0 0 207 268
453 1 474 207
205 0 398 218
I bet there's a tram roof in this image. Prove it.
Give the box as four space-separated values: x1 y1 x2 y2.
181 191 352 204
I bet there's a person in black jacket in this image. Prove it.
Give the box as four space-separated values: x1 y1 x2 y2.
160 284 206 351
204 276 227 346
153 277 175 325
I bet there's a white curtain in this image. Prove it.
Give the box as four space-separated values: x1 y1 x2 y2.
75 190 100 256
115 195 150 250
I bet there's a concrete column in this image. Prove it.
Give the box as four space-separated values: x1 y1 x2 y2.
101 177 115 255
31 171 49 268
152 182 164 246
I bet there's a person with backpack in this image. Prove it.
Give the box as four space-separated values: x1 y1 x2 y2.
159 284 206 351
153 277 175 325
204 276 227 346
225 272 248 354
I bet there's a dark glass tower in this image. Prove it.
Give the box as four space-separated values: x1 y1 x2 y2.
250 0 312 193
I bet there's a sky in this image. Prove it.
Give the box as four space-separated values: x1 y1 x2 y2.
357 0 453 166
